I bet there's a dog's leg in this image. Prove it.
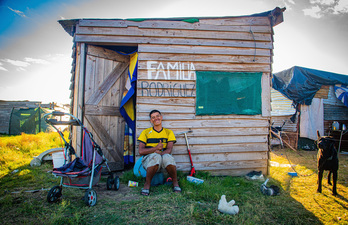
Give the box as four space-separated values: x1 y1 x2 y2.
327 171 332 185
317 170 323 193
332 170 338 196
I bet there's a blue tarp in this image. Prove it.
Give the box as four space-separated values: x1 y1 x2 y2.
272 66 348 105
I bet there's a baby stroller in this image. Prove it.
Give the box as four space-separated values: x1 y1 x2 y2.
44 111 120 206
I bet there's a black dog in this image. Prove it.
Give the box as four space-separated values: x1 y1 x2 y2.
316 130 339 196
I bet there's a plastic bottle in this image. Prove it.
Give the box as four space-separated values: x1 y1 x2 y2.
332 121 339 131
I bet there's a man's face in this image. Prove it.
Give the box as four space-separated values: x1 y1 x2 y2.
150 112 162 126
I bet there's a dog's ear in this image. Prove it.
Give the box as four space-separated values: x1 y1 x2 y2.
317 130 321 139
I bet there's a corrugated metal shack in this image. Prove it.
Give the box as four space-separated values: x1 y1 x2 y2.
271 66 348 151
59 7 285 175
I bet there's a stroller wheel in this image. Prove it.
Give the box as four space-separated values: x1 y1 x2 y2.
84 188 97 207
114 176 120 191
106 175 113 190
47 186 62 203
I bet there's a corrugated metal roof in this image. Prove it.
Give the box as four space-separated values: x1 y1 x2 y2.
271 88 295 116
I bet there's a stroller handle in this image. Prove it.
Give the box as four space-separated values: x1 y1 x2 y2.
44 111 81 126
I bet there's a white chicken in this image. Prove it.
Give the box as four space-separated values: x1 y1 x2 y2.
218 195 239 215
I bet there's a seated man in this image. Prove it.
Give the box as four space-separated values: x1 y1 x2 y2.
138 109 181 196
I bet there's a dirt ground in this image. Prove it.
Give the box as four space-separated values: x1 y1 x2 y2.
93 183 141 202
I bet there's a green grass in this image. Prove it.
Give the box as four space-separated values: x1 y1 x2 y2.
0 133 347 224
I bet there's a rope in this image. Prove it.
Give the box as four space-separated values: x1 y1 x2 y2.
249 26 256 62
282 149 316 177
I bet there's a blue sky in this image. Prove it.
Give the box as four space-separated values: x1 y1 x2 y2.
0 0 348 104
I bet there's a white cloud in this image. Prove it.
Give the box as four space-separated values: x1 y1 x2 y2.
309 0 335 5
304 0 348 17
16 67 26 72
334 0 348 13
0 62 8 71
24 57 50 65
281 0 295 10
303 5 323 18
1 59 30 67
8 7 27 18
0 56 53 72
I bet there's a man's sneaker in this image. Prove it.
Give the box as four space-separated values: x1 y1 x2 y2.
245 171 264 180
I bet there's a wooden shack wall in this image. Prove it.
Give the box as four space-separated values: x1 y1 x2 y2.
73 16 275 175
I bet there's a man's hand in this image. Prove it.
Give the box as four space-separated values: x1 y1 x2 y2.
156 140 163 151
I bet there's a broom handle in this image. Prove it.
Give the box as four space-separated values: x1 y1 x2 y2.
270 130 300 154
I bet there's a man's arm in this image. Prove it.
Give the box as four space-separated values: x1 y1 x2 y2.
138 141 163 156
161 141 174 155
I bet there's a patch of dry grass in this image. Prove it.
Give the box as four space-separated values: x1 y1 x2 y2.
270 148 348 224
0 132 67 178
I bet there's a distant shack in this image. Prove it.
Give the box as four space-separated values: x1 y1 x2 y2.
0 101 51 135
59 7 285 175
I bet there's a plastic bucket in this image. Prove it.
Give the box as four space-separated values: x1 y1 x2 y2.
52 152 65 168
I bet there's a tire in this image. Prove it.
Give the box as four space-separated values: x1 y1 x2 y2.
84 188 97 207
106 175 113 190
114 176 120 191
47 186 62 203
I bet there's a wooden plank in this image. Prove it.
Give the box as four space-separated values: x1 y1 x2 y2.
86 62 128 105
138 61 271 76
75 34 272 49
199 17 271 26
134 127 268 140
138 53 271 64
76 43 86 156
175 161 268 176
261 73 271 117
75 34 273 49
78 19 272 31
85 104 121 116
170 143 269 154
165 135 268 145
85 55 96 102
137 80 196 97
172 136 268 146
137 96 195 106
176 159 267 171
136 112 266 121
76 26 272 41
173 127 269 137
137 112 196 121
138 44 271 56
138 69 268 81
137 105 194 116
136 116 269 128
87 45 129 62
314 85 330 99
174 151 268 162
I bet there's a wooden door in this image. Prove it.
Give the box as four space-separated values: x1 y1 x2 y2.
83 45 129 171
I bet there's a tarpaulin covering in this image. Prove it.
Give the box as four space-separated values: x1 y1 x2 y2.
196 71 262 116
9 107 49 135
272 66 348 105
